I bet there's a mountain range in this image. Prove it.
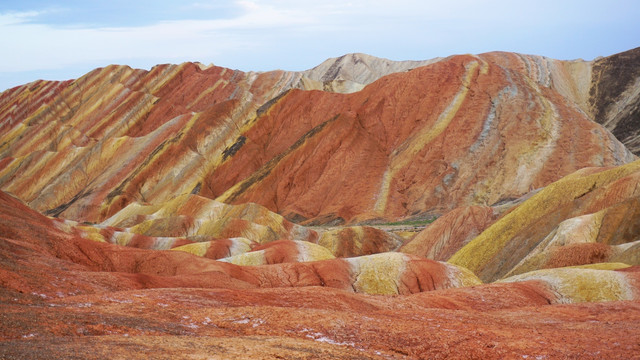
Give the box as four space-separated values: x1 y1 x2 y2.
1 47 639 358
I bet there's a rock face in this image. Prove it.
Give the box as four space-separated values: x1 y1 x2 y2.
100 194 318 244
449 159 640 282
589 47 640 153
317 226 404 257
299 52 441 93
0 52 635 225
209 54 633 224
3 49 640 358
216 239 336 265
400 205 498 260
2 189 640 358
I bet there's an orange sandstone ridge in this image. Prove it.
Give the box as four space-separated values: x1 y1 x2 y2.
1 49 640 358
0 50 637 224
1 176 640 357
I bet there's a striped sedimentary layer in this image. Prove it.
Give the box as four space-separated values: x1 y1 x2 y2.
213 239 336 265
317 226 404 257
5 184 640 303
209 54 633 224
482 48 640 154
400 205 498 260
2 49 640 358
0 190 478 296
0 51 636 225
0 184 640 303
101 194 317 244
589 47 640 153
500 266 640 303
3 180 640 357
449 159 640 282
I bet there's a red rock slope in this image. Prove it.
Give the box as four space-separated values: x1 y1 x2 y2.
209 54 633 224
2 190 640 358
0 52 635 225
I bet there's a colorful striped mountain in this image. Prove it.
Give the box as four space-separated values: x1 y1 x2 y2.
1 48 640 358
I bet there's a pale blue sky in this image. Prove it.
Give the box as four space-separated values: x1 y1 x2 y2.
1 0 638 91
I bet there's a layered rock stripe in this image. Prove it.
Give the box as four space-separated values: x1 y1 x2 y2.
0 52 635 226
209 54 633 225
0 190 480 296
3 49 640 358
3 188 640 358
400 205 498 260
449 159 640 282
317 225 404 257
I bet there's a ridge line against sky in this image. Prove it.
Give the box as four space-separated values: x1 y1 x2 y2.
1 0 639 91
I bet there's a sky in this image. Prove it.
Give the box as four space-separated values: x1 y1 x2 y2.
1 0 639 91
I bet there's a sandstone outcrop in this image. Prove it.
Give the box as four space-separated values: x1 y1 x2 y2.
170 237 254 259
209 54 633 224
317 225 404 257
102 194 317 244
449 159 640 282
482 48 640 154
3 48 640 358
400 205 498 260
299 52 441 93
216 239 335 265
500 266 640 303
0 52 636 225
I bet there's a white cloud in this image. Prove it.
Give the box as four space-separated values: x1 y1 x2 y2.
0 1 328 72
0 11 42 26
0 0 638 90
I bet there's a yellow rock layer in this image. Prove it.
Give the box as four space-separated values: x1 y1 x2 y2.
444 263 483 288
449 159 640 279
295 241 335 262
102 194 311 244
76 225 107 243
226 237 254 256
566 263 631 270
504 211 606 277
499 267 635 303
218 251 266 266
317 226 365 256
374 60 483 213
346 253 408 295
171 242 212 257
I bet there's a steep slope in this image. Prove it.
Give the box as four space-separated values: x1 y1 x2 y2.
0 52 636 226
483 48 640 154
299 52 441 93
0 63 303 222
449 159 640 282
589 47 640 153
209 54 633 224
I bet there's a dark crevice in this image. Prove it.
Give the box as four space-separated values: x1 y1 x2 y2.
223 114 340 203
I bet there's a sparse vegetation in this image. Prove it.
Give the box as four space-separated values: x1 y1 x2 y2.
375 217 438 227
